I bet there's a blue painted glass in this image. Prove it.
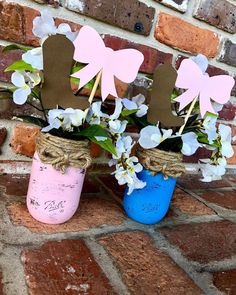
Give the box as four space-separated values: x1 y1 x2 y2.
124 169 177 224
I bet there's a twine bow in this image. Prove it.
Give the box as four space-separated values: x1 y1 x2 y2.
137 147 185 179
36 132 92 173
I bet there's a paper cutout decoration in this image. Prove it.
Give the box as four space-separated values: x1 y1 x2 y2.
175 58 235 118
147 64 184 127
72 26 144 100
41 34 90 110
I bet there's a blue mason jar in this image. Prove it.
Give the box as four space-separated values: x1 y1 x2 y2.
123 169 177 224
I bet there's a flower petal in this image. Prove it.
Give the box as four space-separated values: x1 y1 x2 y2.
11 72 25 88
13 87 31 105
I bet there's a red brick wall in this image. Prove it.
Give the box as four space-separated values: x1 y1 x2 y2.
0 0 235 167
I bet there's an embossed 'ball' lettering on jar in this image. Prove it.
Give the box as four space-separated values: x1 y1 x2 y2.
26 132 92 224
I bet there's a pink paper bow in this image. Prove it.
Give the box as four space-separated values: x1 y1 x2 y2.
175 59 235 117
72 26 144 100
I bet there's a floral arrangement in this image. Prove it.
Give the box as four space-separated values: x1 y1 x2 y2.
1 10 235 196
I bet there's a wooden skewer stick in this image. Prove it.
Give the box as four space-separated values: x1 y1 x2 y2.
178 96 198 135
84 70 102 117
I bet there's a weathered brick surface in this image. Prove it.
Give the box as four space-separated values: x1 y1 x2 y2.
65 0 155 36
201 190 236 210
213 269 236 295
32 0 60 7
22 239 117 295
0 272 3 295
103 35 173 74
219 40 236 67
227 145 236 165
0 127 7 150
172 188 215 215
7 194 125 233
183 147 212 163
0 2 81 47
99 231 202 295
194 0 236 34
0 46 23 83
0 174 29 196
10 124 40 157
177 175 231 190
161 221 236 263
219 102 236 121
155 13 220 57
155 0 189 12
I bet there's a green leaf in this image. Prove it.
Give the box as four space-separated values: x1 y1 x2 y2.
121 109 138 117
70 64 95 89
5 60 36 72
76 124 109 138
15 116 48 128
2 44 31 53
91 137 117 156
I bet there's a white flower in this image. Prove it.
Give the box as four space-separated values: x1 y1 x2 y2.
202 115 218 144
218 124 234 158
110 98 123 120
181 132 201 156
22 47 43 70
113 156 146 195
86 101 108 125
11 71 41 105
200 157 227 182
114 136 134 159
139 126 172 149
63 108 86 127
122 94 148 117
41 109 64 132
42 108 86 132
33 10 77 42
108 119 128 134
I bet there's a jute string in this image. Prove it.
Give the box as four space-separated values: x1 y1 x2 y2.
137 147 185 178
36 132 92 173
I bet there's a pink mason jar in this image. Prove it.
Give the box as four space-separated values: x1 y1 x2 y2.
26 132 92 225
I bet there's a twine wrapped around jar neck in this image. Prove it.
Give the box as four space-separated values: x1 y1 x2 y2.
36 132 92 173
137 146 185 179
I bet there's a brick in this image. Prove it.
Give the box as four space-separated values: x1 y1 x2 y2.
82 176 101 193
0 2 81 47
155 13 220 58
219 102 236 121
65 0 155 36
0 46 23 83
0 127 7 150
161 221 236 263
98 175 125 199
32 0 60 7
10 124 40 157
172 188 215 215
194 0 236 34
219 40 236 67
22 239 117 295
213 269 236 295
227 145 236 165
7 194 125 233
99 231 202 294
103 35 173 74
0 174 29 196
155 0 189 12
231 77 236 96
177 175 231 190
0 272 3 295
201 190 236 210
90 142 102 158
183 147 212 163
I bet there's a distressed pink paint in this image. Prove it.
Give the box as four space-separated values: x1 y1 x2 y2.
26 152 86 224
